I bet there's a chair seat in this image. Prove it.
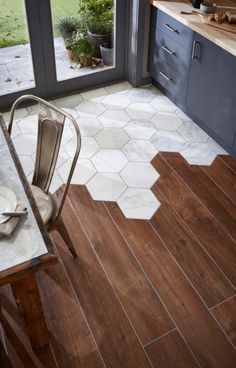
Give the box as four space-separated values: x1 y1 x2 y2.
30 185 55 224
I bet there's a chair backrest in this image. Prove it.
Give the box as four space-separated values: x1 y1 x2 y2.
8 94 81 220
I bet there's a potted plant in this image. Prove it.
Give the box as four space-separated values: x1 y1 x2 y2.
56 16 80 40
100 40 114 66
78 0 114 57
72 34 94 67
65 36 76 60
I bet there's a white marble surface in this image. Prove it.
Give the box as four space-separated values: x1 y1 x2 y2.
120 162 159 188
0 124 48 272
122 139 158 162
86 172 127 201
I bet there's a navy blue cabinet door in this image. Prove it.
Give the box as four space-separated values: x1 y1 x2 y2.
186 33 236 148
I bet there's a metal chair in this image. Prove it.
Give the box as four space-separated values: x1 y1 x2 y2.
8 95 81 258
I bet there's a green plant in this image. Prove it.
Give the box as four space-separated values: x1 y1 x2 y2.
69 34 94 66
57 16 80 36
78 0 114 35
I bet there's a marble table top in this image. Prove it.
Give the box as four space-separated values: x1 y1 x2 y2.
0 118 49 273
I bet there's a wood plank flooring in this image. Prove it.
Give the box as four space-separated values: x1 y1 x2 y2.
0 153 236 367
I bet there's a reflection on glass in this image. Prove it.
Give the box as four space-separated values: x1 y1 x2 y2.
0 0 35 96
51 0 115 82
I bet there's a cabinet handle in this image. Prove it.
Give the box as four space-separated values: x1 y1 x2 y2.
161 45 175 55
192 40 200 60
159 71 172 81
164 23 178 33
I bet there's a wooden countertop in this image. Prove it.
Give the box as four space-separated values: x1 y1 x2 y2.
150 0 236 57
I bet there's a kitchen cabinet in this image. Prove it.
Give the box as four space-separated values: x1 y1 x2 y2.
186 33 236 148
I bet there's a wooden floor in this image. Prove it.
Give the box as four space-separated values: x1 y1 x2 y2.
1 152 236 367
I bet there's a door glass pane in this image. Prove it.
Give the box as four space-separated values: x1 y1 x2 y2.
51 0 115 82
0 0 35 96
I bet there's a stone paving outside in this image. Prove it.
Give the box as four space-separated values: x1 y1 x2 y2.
1 82 228 220
0 37 109 96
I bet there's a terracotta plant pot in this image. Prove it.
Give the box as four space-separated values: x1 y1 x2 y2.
67 49 74 61
88 31 111 58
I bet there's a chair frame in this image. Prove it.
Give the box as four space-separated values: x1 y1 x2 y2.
8 95 81 257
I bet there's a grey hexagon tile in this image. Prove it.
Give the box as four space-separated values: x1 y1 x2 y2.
102 93 131 110
151 95 177 112
11 123 21 139
178 122 209 143
151 131 185 152
126 103 155 120
117 188 161 220
2 107 28 125
124 120 156 139
81 87 108 101
86 172 126 201
58 158 96 185
180 142 217 165
80 137 100 159
17 114 38 134
61 125 75 145
78 117 103 137
91 149 128 173
76 100 105 117
120 162 159 188
207 137 229 155
13 134 37 155
95 128 129 149
127 87 156 103
63 107 79 121
175 108 192 121
54 93 82 108
50 171 64 193
55 149 70 171
19 155 34 176
106 81 132 94
151 112 183 131
99 110 130 128
122 139 158 162
27 104 39 115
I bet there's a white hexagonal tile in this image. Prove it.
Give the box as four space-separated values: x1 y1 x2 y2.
54 94 83 108
151 131 185 152
102 94 131 110
75 100 105 117
207 137 229 155
151 112 183 131
178 122 209 142
17 114 38 134
95 128 129 149
58 158 96 185
151 95 177 112
80 137 100 159
13 134 37 155
106 81 132 94
91 149 128 173
122 139 158 162
127 87 156 103
175 108 192 121
2 107 28 125
180 142 217 165
19 155 34 176
120 162 159 188
124 120 156 139
11 123 21 139
50 171 64 193
81 87 108 101
86 173 126 201
78 117 103 137
126 103 155 120
117 188 161 220
99 110 130 128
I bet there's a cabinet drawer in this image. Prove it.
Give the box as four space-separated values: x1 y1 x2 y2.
152 29 191 76
150 60 187 104
157 10 193 51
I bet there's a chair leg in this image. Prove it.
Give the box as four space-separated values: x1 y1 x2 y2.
50 216 78 258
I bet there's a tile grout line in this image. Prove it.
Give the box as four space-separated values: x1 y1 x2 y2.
143 327 177 348
103 202 202 368
67 193 154 368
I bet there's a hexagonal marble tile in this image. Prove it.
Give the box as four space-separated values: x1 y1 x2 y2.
76 100 105 117
207 137 228 155
80 137 100 159
117 188 161 220
78 117 103 137
151 131 185 152
106 81 132 94
81 87 108 101
126 103 156 120
122 139 157 162
58 158 96 185
99 109 130 128
54 93 82 108
17 114 38 134
151 95 177 112
91 149 128 173
102 93 131 110
180 142 218 165
95 128 129 149
151 112 183 131
124 120 156 139
13 133 37 155
178 122 209 143
120 162 159 188
18 155 34 176
127 87 156 103
86 172 127 201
